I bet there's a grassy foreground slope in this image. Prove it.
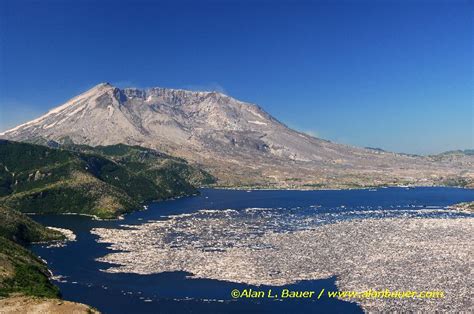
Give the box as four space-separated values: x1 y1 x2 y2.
0 140 214 219
0 206 99 312
0 236 59 298
0 206 63 297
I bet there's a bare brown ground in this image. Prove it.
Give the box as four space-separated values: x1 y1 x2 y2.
0 295 99 314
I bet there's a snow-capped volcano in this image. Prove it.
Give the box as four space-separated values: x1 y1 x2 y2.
2 83 472 188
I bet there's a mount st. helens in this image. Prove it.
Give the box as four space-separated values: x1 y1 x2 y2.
1 83 472 188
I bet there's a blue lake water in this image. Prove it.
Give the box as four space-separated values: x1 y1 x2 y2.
30 187 474 314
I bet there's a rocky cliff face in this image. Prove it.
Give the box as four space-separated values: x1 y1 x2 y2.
2 83 472 188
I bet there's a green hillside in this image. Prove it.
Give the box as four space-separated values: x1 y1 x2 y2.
65 143 215 191
0 206 63 298
0 206 63 245
0 140 214 219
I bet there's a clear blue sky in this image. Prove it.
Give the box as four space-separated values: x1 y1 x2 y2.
0 0 472 155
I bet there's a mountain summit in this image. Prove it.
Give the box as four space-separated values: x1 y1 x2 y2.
2 83 472 188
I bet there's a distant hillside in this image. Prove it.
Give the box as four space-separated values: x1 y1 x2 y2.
450 201 474 214
364 147 386 152
0 140 214 219
63 143 215 188
437 149 474 156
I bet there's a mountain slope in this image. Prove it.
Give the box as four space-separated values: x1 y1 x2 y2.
0 206 63 298
0 206 64 245
63 143 215 188
0 236 60 298
1 83 472 188
0 140 210 218
0 206 99 313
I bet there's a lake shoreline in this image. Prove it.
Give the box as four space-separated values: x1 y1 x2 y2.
29 188 474 313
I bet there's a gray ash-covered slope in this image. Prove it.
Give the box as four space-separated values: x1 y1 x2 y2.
2 83 472 188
